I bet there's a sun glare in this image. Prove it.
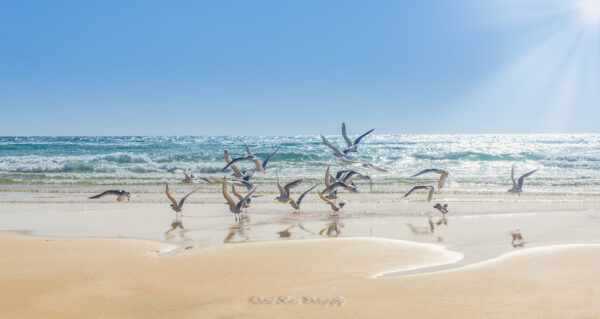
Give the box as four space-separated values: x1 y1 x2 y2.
574 0 600 26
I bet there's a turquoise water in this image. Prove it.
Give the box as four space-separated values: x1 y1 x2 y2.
1 134 600 193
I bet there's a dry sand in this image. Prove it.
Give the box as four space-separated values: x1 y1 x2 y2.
1 231 599 319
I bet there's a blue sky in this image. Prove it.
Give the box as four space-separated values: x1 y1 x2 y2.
1 0 598 135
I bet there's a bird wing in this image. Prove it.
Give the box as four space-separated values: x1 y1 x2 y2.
221 178 237 207
245 144 253 156
325 165 331 187
297 184 318 205
251 158 264 172
224 150 233 163
165 185 179 207
371 164 389 173
320 135 343 155
511 165 517 188
438 171 449 189
322 181 352 194
234 179 254 191
276 172 287 197
230 164 243 178
341 122 352 147
339 157 356 164
224 150 243 177
261 147 279 170
318 190 335 206
236 187 257 210
284 179 303 193
353 128 375 145
179 188 200 207
411 169 437 177
231 184 244 201
221 156 252 172
89 190 120 199
518 169 537 188
404 186 426 198
427 187 434 201
335 170 350 181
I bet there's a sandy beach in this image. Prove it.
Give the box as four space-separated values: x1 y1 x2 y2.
0 188 599 318
1 231 599 318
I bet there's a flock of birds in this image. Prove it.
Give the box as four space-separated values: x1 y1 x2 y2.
88 123 538 245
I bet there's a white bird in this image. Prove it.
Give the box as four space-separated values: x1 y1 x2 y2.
220 148 262 172
210 176 255 191
320 135 355 163
165 184 200 214
334 169 372 191
89 190 131 201
275 172 303 203
237 146 280 181
221 177 257 219
411 169 449 189
321 181 357 195
173 169 211 184
289 184 318 210
508 165 537 194
404 185 435 202
172 169 195 184
341 122 374 154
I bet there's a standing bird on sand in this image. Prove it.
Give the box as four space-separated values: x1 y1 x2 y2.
341 122 375 154
289 184 319 210
275 172 303 203
221 177 257 220
508 165 537 195
89 190 131 201
404 185 435 202
317 190 346 214
411 169 449 189
165 184 200 214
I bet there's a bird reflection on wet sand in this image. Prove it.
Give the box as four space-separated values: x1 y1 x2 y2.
319 216 344 237
164 216 185 239
407 213 449 237
164 216 193 249
224 216 250 243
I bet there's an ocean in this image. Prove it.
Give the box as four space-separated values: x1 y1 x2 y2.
1 134 600 194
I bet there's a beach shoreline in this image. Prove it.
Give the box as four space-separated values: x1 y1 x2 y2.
2 231 600 318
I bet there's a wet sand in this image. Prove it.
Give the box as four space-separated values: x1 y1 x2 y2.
1 187 600 317
1 231 599 318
